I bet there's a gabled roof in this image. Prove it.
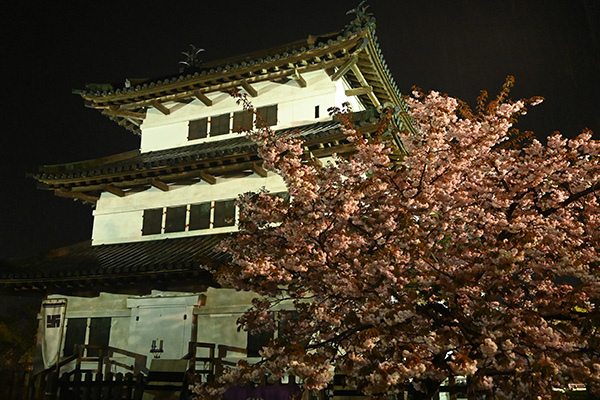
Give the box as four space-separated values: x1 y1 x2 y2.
0 235 227 296
31 109 395 204
75 13 410 135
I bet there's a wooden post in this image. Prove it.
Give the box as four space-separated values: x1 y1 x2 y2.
215 346 226 378
9 371 20 400
44 371 58 400
82 372 92 400
188 341 196 373
113 373 124 399
29 371 43 400
124 373 134 400
72 370 82 399
133 373 144 400
56 374 71 400
19 371 30 400
92 372 102 400
102 372 113 399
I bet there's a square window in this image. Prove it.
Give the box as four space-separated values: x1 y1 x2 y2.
188 118 208 140
142 208 163 235
165 206 187 233
210 114 230 136
213 200 236 227
247 329 274 358
189 202 211 230
233 110 253 132
257 105 277 127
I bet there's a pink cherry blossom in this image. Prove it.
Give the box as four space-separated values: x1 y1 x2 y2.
194 81 600 399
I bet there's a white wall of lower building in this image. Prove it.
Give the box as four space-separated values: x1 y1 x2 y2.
47 288 271 373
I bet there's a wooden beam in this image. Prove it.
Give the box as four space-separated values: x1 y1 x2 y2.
151 100 170 115
350 64 381 107
103 108 146 120
241 81 258 97
199 171 216 185
54 190 99 202
150 178 169 191
293 69 307 88
345 86 373 96
104 184 125 197
123 117 142 127
251 163 268 178
331 54 358 81
194 90 213 106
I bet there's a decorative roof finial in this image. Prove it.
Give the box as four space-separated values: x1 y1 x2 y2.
179 45 205 70
346 1 375 30
347 1 371 20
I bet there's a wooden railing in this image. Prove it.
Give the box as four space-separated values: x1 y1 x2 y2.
5 341 303 399
103 346 149 375
215 344 247 378
44 370 146 400
74 345 104 373
184 341 216 381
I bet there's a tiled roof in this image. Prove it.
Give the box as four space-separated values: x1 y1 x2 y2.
74 13 410 135
0 235 227 294
33 109 384 189
80 16 396 99
36 120 342 180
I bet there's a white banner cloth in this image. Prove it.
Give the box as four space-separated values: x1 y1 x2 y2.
41 299 67 369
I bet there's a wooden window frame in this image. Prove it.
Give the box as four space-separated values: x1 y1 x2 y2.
188 117 208 140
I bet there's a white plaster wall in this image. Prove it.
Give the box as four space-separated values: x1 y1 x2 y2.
139 70 364 152
48 293 132 372
64 290 260 369
91 210 143 245
94 70 366 245
46 288 288 371
127 293 199 365
194 288 260 362
92 172 286 245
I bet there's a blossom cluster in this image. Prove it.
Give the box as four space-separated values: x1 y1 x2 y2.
196 82 600 399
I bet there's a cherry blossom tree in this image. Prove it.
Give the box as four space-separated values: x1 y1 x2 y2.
197 79 600 399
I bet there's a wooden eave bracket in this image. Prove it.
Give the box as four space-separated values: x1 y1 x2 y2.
194 90 213 106
150 178 169 191
331 54 359 81
90 58 349 112
104 184 125 197
292 69 307 88
251 163 268 177
151 100 171 115
350 64 381 107
345 86 373 96
199 171 217 185
241 81 258 97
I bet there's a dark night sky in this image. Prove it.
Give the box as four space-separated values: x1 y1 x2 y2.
0 1 598 260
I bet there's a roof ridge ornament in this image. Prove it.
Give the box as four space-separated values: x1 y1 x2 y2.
346 1 375 31
179 45 205 72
